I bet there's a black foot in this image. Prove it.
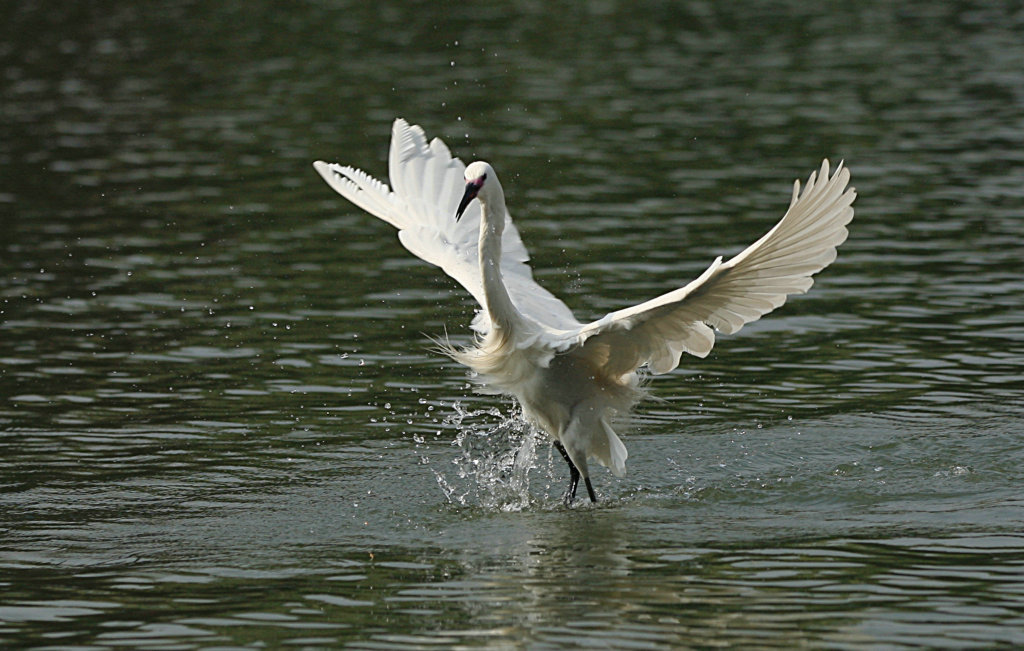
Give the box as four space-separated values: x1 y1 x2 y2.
554 441 597 505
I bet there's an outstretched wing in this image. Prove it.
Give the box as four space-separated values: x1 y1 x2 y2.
313 119 579 332
572 160 855 376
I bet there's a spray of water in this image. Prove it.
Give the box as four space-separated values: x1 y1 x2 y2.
432 401 556 511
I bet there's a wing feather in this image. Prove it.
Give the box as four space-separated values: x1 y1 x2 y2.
316 123 853 370
573 160 855 376
314 119 579 332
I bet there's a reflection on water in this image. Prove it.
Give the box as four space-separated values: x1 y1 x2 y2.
4 528 1024 648
3 0 1024 648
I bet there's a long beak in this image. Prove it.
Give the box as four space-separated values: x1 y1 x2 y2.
456 183 477 220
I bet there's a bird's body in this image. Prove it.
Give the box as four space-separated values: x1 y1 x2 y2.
314 119 855 504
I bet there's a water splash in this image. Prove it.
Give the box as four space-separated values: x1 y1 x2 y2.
433 401 549 511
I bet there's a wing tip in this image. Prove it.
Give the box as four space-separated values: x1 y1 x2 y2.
312 160 337 185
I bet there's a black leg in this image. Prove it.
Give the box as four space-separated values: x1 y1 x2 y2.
553 441 578 504
553 441 597 505
553 439 573 467
567 465 580 504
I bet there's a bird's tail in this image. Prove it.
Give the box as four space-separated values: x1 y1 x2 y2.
564 413 629 479
600 419 628 477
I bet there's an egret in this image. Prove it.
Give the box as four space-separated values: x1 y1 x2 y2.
314 119 855 505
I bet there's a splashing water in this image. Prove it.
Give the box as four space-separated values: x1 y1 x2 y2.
433 401 554 511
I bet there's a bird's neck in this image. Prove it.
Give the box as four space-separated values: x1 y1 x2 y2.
478 197 521 332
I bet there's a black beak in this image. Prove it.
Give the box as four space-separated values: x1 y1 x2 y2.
456 182 477 220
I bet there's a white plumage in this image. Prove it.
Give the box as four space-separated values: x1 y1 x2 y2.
314 118 855 504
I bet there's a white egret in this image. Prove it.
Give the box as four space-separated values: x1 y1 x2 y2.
314 119 855 505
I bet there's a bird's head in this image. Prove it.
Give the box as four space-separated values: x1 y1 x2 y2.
456 161 495 220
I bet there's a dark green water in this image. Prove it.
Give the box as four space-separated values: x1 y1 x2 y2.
3 2 1024 648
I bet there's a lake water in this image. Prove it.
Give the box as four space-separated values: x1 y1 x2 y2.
3 2 1024 648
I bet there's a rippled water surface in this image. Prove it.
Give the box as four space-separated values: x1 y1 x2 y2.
3 2 1024 648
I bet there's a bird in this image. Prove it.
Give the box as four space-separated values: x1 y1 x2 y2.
314 119 855 506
